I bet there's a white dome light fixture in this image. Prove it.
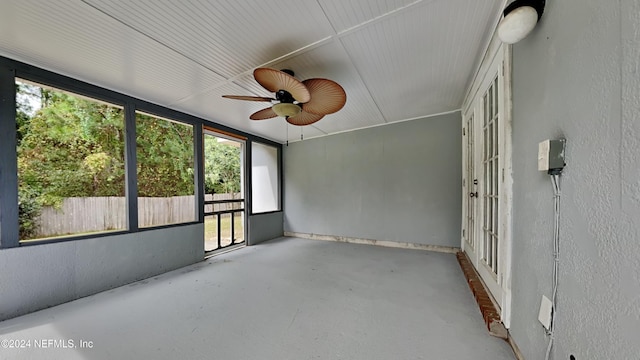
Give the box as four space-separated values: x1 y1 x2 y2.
272 102 302 118
498 0 546 44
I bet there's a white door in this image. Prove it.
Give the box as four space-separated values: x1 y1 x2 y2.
478 69 502 304
462 41 510 314
462 110 479 260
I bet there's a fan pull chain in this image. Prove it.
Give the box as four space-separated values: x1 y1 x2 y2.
286 121 289 146
300 127 303 141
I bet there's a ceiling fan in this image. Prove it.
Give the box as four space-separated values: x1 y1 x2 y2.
222 68 346 126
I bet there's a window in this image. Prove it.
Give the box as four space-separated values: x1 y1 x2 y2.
251 142 280 213
136 112 195 227
3 59 270 248
16 79 126 242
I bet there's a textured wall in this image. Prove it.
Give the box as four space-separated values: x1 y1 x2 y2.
248 212 284 245
284 112 462 247
510 0 640 359
0 224 204 321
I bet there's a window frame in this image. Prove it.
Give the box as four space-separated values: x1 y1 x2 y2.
135 110 197 228
15 78 130 242
0 56 282 249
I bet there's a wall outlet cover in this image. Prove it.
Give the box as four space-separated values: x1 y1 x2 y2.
538 139 566 172
538 140 551 171
538 295 553 330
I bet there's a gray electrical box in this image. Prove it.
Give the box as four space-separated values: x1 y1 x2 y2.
538 139 566 172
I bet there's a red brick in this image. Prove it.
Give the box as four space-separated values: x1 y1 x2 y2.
455 251 507 340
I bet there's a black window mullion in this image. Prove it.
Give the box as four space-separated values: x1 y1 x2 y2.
245 141 252 216
124 102 139 232
0 67 19 248
194 124 204 223
278 143 283 212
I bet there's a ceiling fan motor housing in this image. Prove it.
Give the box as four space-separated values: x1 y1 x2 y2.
276 89 297 103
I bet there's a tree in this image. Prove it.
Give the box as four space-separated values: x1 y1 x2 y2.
204 136 241 196
15 82 38 146
135 114 194 197
16 84 197 202
15 82 198 238
17 88 126 206
15 81 233 238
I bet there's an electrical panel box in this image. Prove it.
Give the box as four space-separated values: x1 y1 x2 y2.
538 139 566 172
538 295 553 331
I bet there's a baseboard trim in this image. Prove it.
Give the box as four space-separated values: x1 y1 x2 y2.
507 333 525 360
284 232 460 254
204 243 245 259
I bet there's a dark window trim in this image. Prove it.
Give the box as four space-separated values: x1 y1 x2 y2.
0 56 282 249
0 66 19 248
18 220 202 247
250 210 283 216
137 221 201 232
124 102 139 231
0 57 281 146
18 230 131 247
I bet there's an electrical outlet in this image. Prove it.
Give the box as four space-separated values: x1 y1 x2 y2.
538 295 553 330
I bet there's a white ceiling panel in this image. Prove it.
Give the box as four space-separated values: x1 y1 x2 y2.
339 0 502 122
0 0 504 143
0 0 226 105
318 0 429 33
82 0 336 78
171 82 270 132
257 122 328 145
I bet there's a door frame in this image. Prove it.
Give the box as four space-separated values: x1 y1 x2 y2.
461 30 514 328
203 126 248 253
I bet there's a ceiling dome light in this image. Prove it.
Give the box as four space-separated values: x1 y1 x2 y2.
498 0 545 44
272 103 301 118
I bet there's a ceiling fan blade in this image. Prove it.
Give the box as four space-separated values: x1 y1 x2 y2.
222 95 274 102
286 111 324 126
301 78 347 115
254 68 311 103
250 107 278 120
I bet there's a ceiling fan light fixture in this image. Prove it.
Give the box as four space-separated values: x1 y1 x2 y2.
222 68 346 126
272 103 301 118
498 0 545 44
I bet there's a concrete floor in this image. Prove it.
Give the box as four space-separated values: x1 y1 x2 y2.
0 237 515 360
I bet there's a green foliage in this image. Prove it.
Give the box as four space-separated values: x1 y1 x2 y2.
15 81 238 239
18 188 41 239
136 114 194 197
17 87 125 207
204 136 241 195
15 82 39 146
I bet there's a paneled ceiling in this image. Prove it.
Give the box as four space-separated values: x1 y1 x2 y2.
0 0 505 143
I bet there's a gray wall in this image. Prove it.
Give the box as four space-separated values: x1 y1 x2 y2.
0 224 204 321
284 112 462 247
248 212 284 245
509 0 640 359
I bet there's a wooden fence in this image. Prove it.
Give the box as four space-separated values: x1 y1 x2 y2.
36 193 242 237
